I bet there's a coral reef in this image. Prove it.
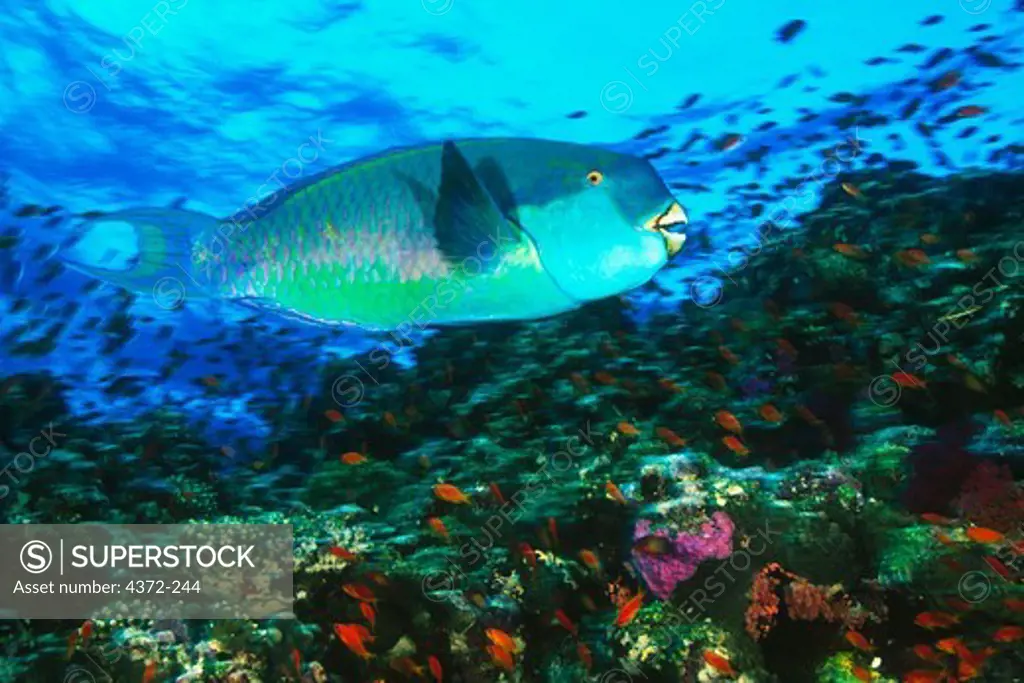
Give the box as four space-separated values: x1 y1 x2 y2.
2 166 1023 682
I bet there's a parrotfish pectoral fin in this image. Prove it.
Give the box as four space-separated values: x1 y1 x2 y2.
472 157 520 224
434 141 526 271
62 207 219 298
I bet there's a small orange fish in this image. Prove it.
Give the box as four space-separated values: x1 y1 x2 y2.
428 655 443 683
383 411 398 427
328 546 359 561
936 637 962 654
201 375 219 387
913 644 941 662
554 608 578 636
829 302 860 326
577 642 593 671
615 592 644 627
335 623 375 660
941 556 966 572
893 372 927 389
489 482 506 505
777 338 798 357
702 650 737 677
485 628 519 654
919 233 940 245
955 105 988 118
1004 598 1024 611
427 516 449 540
142 660 157 683
717 133 744 151
657 377 684 393
722 435 749 456
616 421 640 436
946 354 968 370
993 626 1024 642
934 70 960 91
364 570 389 586
605 481 628 505
943 597 972 612
593 371 617 386
547 517 560 548
718 345 739 364
390 656 425 677
895 249 931 267
965 526 1004 544
955 248 978 263
80 620 93 645
841 182 862 198
794 404 822 425
759 403 784 422
291 647 301 676
519 542 537 570
919 513 951 526
342 583 376 603
845 630 874 651
705 371 727 391
714 410 743 434
994 409 1012 427
360 601 377 631
852 665 872 682
486 643 515 672
324 409 344 423
834 243 868 259
569 372 591 394
903 670 944 683
914 611 959 629
955 643 994 680
655 426 687 447
341 451 367 465
433 483 471 504
66 630 77 660
962 374 988 394
579 549 601 571
983 555 1012 579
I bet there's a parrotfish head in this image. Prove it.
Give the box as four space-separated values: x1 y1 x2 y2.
470 138 687 304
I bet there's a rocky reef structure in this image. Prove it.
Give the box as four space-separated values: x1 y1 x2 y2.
1 166 1023 682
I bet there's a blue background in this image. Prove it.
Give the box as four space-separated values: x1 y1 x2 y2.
0 0 1021 445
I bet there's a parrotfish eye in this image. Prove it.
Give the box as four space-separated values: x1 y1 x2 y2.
586 170 604 186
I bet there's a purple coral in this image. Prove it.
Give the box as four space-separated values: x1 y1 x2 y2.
631 511 735 600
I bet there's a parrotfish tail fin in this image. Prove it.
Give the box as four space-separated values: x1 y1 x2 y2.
64 207 221 299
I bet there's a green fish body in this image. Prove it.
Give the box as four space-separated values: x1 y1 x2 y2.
68 138 688 329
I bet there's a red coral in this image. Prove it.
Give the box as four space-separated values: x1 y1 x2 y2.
785 580 831 621
746 563 784 640
956 460 1024 533
746 563 868 640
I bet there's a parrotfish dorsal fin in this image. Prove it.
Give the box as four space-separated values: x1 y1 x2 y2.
473 157 519 224
434 141 525 271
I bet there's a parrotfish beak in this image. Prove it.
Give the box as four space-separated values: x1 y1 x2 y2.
644 202 688 258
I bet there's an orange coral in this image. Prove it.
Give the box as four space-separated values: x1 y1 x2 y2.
746 563 867 640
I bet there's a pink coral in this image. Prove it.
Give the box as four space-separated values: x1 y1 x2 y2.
631 511 734 600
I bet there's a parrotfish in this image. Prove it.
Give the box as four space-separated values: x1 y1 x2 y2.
66 138 688 329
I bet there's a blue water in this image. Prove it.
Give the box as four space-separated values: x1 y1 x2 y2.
1 0 1022 446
